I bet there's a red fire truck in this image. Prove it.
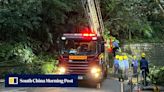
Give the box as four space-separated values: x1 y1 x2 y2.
57 0 108 88
57 32 108 88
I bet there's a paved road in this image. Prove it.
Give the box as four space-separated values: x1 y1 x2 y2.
0 79 121 92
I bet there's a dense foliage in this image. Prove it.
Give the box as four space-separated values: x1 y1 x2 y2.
149 66 164 85
0 42 58 78
0 0 84 76
101 0 164 41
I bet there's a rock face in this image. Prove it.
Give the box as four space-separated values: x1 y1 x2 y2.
122 43 164 66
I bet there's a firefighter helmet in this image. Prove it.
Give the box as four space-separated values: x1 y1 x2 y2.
115 55 119 59
123 55 128 60
133 55 137 59
119 56 123 61
141 53 146 57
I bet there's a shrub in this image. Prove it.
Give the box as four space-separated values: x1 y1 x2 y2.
0 42 58 78
149 66 164 85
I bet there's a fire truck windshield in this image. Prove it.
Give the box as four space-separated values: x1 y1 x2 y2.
60 40 97 55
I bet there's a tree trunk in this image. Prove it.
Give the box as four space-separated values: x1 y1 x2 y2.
128 29 132 41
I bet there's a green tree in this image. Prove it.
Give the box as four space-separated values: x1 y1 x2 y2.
0 0 85 75
101 0 163 41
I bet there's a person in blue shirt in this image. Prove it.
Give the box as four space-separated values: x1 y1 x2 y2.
112 38 119 57
132 55 138 76
140 53 149 85
118 56 125 81
113 55 119 77
123 55 129 79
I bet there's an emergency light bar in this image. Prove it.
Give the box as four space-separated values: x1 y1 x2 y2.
83 33 96 36
61 33 97 40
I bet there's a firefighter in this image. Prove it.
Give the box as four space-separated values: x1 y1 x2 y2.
140 53 149 85
123 55 129 79
112 38 119 57
132 55 138 76
118 56 125 81
113 55 119 77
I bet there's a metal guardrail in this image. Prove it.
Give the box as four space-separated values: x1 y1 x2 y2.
128 71 164 92
111 67 164 92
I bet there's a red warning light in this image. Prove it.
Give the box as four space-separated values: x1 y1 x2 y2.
82 33 97 40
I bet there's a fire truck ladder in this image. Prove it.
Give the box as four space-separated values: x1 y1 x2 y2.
81 0 109 66
81 0 104 36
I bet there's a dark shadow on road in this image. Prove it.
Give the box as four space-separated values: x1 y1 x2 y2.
78 81 98 89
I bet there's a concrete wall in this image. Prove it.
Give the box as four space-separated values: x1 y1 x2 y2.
122 43 164 66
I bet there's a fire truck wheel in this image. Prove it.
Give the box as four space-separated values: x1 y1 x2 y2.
90 81 101 88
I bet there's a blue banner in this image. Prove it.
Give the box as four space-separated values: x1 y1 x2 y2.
5 74 78 87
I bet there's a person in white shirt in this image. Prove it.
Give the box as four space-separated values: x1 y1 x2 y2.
118 56 125 82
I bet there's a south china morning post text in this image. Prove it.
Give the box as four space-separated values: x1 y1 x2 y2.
5 74 78 87
19 78 73 84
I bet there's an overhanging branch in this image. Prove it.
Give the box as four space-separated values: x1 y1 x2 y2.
155 0 164 15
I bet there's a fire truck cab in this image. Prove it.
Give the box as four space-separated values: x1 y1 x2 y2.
57 32 108 88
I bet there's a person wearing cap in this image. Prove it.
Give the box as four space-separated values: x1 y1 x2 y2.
140 53 149 85
123 55 129 79
118 56 125 81
132 55 138 76
113 55 119 77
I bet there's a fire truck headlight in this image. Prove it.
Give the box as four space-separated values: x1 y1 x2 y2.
58 67 66 74
94 73 99 78
91 67 101 74
91 67 101 78
61 37 66 40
